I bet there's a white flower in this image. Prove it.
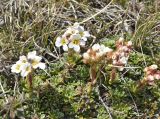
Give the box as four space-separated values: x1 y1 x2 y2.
11 61 22 73
147 75 154 81
73 23 90 41
96 52 104 58
11 51 46 77
121 46 129 52
119 37 124 42
113 60 117 65
150 64 158 70
83 52 90 60
11 56 28 73
27 51 45 69
81 31 90 41
27 51 37 60
99 45 113 54
144 67 149 72
119 52 125 57
69 34 84 52
55 37 69 51
119 56 128 64
127 41 132 46
55 23 90 53
154 73 160 80
19 56 27 63
92 44 112 56
83 43 113 64
20 62 32 77
73 22 80 27
63 23 82 37
92 44 100 51
31 56 45 69
63 27 76 37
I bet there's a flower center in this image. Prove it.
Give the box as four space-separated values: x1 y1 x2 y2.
16 64 21 70
73 39 80 45
31 60 39 66
22 60 27 63
61 39 67 45
26 66 31 72
79 32 84 37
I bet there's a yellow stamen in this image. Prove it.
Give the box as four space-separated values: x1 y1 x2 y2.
73 39 80 45
61 39 66 45
16 64 21 70
31 60 39 66
79 32 84 37
22 60 27 63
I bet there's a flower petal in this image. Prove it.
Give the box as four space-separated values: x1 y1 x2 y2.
127 41 132 46
81 37 87 41
83 53 90 60
150 65 158 70
55 37 62 47
21 70 29 77
20 63 32 77
38 63 46 70
73 45 80 52
11 64 20 73
69 42 74 48
73 22 80 27
11 60 24 73
35 56 42 62
77 26 84 33
32 61 40 69
70 34 81 41
92 44 100 51
80 40 86 46
83 31 90 37
63 44 68 51
19 56 27 63
30 56 42 69
99 44 110 53
27 51 37 59
119 57 128 64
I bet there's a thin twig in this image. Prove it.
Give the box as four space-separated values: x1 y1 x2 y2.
120 72 140 117
109 65 141 69
80 0 113 24
0 80 8 103
97 86 113 119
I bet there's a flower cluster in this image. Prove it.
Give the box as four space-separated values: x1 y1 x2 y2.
11 51 45 77
142 65 160 85
111 37 132 71
55 23 90 52
83 44 113 64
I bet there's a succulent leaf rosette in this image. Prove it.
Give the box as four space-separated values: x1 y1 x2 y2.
83 43 113 64
142 64 160 85
111 37 132 71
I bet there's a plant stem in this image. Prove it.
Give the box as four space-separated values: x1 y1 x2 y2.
90 64 97 85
